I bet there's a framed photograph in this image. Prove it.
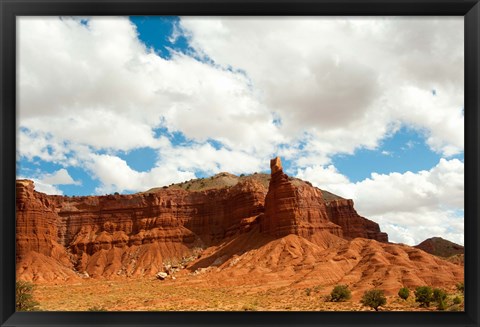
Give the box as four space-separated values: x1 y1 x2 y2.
1 0 479 326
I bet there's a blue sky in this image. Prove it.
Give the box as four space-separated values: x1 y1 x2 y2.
17 16 464 245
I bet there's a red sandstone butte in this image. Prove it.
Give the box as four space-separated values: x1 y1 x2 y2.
261 157 388 241
16 178 268 280
17 157 389 281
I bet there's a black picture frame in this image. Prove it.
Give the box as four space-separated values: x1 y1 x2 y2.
1 0 479 326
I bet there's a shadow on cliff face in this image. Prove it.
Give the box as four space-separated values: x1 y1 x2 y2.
187 225 276 272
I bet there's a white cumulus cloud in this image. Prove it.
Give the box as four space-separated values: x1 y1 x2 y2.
297 158 464 245
41 168 81 185
179 16 464 158
17 168 80 195
17 16 464 245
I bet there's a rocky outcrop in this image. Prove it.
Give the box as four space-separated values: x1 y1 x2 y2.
261 157 387 242
261 158 342 238
16 157 389 281
16 178 268 279
16 180 72 266
326 199 388 241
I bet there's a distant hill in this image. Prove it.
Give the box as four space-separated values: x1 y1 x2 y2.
414 237 464 258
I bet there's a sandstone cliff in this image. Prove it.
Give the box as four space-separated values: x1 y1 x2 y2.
261 157 342 238
16 157 390 281
16 178 267 280
260 157 387 241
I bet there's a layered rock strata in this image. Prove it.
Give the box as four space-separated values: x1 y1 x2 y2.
16 157 388 280
16 180 73 266
261 157 342 238
16 179 268 279
326 199 388 242
261 157 387 242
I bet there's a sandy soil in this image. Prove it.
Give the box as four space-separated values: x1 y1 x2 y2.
31 273 464 312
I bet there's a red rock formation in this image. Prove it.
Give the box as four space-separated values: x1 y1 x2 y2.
261 157 342 238
326 199 388 242
15 157 390 281
261 157 387 242
202 233 463 297
16 180 72 265
16 178 267 279
16 180 77 281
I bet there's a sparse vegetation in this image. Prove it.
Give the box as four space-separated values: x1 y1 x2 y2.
415 286 434 307
241 301 258 311
305 288 311 296
27 277 465 311
448 304 462 311
436 300 447 311
456 282 464 293
398 287 410 300
360 289 387 311
433 288 448 311
87 306 108 311
313 285 322 293
433 288 447 303
329 285 351 302
16 281 40 311
452 296 462 305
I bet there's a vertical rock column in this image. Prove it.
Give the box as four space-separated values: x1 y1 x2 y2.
261 157 344 238
261 157 303 236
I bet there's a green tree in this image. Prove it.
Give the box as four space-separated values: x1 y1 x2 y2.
433 288 447 303
433 288 448 311
398 287 410 300
361 289 387 311
16 281 40 311
329 285 351 302
415 286 434 307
